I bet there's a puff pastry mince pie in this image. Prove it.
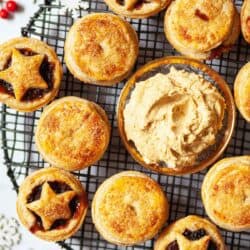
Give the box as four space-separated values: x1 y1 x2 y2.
234 62 250 122
104 0 171 18
241 0 250 44
16 167 88 241
202 156 250 232
35 96 111 171
64 13 139 85
0 37 62 112
164 0 237 60
92 171 169 245
154 215 226 250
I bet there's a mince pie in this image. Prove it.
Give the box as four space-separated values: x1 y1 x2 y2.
241 0 250 44
16 167 88 241
202 156 250 232
164 0 239 60
234 62 250 122
104 0 171 18
154 215 226 250
35 96 111 171
92 171 169 245
0 37 62 112
64 13 139 86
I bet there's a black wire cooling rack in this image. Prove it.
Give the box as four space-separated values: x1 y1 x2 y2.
1 0 250 249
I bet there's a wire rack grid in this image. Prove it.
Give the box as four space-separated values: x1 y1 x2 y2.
1 0 250 249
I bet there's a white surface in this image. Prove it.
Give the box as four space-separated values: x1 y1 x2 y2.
0 1 61 249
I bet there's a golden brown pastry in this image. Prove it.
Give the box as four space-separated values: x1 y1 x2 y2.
202 156 250 232
234 62 250 122
35 96 110 171
241 0 250 44
0 37 62 112
64 13 138 85
104 0 171 18
177 7 240 60
16 167 88 241
92 171 169 245
154 215 226 250
164 0 237 60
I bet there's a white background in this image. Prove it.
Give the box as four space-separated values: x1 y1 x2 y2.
0 1 61 249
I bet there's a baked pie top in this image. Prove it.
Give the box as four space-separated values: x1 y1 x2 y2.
202 156 250 232
92 171 169 245
154 215 226 250
35 96 111 171
241 0 250 43
165 0 234 52
234 62 250 122
64 13 138 85
104 0 171 18
0 37 62 112
16 167 88 241
164 6 240 60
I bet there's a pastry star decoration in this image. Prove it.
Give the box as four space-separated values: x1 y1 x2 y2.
176 234 211 250
26 182 76 231
0 48 48 101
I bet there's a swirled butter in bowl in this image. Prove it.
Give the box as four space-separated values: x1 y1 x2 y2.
117 57 235 175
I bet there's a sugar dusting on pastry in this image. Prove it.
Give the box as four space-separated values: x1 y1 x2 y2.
123 67 226 169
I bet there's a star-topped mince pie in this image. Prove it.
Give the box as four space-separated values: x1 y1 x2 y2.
104 0 171 18
16 167 88 241
154 215 226 250
0 37 62 112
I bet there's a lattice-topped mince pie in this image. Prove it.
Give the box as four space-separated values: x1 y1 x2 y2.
154 215 226 250
0 37 62 112
16 167 88 241
104 0 171 18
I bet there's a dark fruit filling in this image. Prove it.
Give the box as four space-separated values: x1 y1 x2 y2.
27 181 71 203
166 229 218 250
183 228 206 241
195 9 209 21
48 181 72 194
166 240 179 250
117 0 150 9
50 219 67 230
0 48 55 101
21 88 48 101
30 214 43 233
134 0 146 9
117 0 125 5
27 182 80 232
69 196 81 216
0 80 14 96
208 241 217 250
19 48 37 56
27 185 42 203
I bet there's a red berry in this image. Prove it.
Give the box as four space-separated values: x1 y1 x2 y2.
6 1 18 12
0 9 9 19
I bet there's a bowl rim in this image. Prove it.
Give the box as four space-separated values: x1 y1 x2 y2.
117 56 236 176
